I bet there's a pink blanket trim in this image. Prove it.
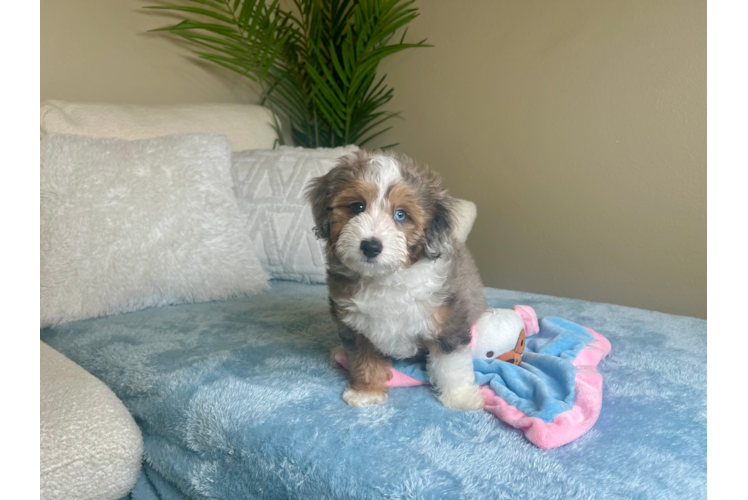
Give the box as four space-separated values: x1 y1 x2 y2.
334 352 431 388
334 327 611 450
481 328 611 449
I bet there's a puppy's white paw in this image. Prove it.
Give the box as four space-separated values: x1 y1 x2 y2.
342 387 388 406
438 384 485 410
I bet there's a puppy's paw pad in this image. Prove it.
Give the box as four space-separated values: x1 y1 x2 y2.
438 385 485 410
342 388 388 406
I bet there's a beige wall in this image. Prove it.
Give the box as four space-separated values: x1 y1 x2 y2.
41 0 261 105
373 0 706 318
41 0 706 318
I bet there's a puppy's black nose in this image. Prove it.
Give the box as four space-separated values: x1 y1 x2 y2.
360 238 383 259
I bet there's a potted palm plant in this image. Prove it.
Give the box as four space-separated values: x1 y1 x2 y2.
147 0 429 148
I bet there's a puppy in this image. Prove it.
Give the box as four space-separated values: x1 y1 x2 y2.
306 150 485 410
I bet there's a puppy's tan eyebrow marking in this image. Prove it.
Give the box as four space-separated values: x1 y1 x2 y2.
328 203 356 210
387 183 425 225
330 179 378 208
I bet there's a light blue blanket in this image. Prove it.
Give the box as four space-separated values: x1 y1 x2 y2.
392 317 596 422
40 281 707 500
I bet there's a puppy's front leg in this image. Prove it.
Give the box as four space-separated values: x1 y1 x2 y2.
339 326 392 406
426 304 484 410
427 345 484 410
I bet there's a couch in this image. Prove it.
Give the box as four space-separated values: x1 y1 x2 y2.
40 101 706 500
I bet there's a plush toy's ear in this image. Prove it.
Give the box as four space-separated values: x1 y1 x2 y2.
512 305 539 336
468 323 479 348
424 196 455 259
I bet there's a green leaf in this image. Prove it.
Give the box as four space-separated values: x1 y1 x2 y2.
150 20 239 37
350 114 395 143
359 126 393 147
310 44 347 102
196 54 258 81
144 6 235 24
173 32 247 53
148 0 430 148
328 42 349 87
184 0 232 14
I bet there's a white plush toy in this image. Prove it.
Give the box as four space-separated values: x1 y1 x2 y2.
470 305 540 365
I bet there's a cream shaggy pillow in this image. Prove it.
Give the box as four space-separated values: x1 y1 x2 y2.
41 134 269 327
232 145 359 284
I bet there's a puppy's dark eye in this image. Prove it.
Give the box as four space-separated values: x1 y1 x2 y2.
394 209 406 222
486 351 494 358
351 202 365 214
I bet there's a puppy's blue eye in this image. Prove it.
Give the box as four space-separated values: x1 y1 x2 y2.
394 209 406 222
351 202 365 214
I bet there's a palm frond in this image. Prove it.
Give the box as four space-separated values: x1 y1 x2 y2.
146 0 429 148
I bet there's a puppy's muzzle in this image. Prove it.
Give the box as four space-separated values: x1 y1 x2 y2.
360 238 383 259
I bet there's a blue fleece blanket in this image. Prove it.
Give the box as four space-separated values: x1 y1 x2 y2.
40 282 707 500
393 317 595 423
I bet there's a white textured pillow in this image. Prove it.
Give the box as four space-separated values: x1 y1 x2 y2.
40 100 278 151
452 198 477 243
232 145 359 283
41 134 268 327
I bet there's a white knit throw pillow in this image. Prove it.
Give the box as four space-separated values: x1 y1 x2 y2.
232 145 359 283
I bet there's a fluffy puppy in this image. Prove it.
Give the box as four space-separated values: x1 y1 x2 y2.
306 150 485 410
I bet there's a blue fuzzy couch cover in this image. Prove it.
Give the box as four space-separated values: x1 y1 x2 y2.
40 282 707 499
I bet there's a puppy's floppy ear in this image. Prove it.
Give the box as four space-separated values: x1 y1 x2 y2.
425 194 455 259
305 171 333 240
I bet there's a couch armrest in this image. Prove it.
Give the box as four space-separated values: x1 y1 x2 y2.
41 342 143 500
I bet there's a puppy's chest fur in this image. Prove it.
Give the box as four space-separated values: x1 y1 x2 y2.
332 258 451 359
